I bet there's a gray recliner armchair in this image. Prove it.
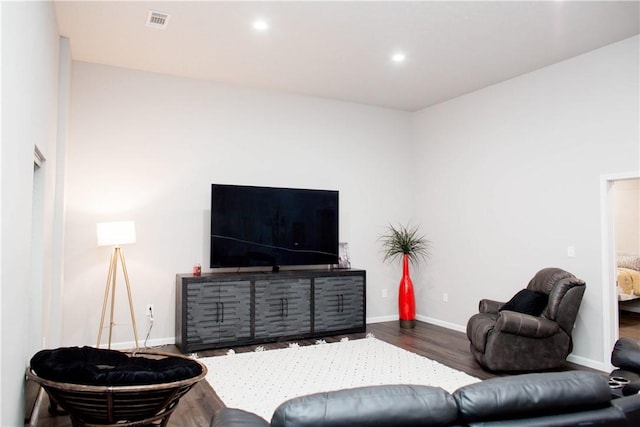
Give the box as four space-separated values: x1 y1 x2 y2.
466 267 586 371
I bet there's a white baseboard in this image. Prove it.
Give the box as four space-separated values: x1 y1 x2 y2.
415 315 466 333
366 314 466 333
108 336 176 351
366 315 398 324
566 353 608 372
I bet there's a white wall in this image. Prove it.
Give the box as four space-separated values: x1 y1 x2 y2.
614 178 640 255
412 36 640 369
1 2 61 425
63 62 414 348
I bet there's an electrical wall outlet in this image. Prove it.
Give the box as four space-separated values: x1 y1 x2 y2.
146 304 154 319
381 288 388 298
442 293 449 303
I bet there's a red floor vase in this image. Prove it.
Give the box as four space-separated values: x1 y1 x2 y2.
398 254 416 329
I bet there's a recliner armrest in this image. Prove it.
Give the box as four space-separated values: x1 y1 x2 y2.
479 299 503 314
612 338 640 373
210 408 270 427
494 310 559 338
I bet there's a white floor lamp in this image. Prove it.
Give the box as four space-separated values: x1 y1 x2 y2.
96 220 139 350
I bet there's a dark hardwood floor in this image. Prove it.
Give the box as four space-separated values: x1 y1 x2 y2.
620 310 640 340
31 320 596 427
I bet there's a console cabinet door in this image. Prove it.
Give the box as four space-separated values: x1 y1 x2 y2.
186 280 251 349
314 275 365 333
254 278 311 339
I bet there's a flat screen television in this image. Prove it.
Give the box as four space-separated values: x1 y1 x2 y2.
210 184 339 270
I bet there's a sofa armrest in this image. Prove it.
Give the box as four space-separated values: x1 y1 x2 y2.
494 310 559 338
453 371 611 424
612 338 640 372
210 408 269 427
479 299 503 314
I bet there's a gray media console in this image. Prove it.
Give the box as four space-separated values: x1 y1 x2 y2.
175 269 366 353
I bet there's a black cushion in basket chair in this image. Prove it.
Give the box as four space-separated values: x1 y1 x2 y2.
30 346 202 386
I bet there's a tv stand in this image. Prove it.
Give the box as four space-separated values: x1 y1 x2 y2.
175 269 366 353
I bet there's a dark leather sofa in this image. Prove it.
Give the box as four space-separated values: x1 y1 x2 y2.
210 371 640 427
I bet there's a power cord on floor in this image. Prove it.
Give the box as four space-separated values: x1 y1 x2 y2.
144 308 154 348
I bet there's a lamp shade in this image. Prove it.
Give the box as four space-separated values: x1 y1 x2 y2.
96 221 136 247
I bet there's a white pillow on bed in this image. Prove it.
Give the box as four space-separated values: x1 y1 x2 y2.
618 255 640 271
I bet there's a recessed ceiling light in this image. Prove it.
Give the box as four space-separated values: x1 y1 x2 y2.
252 19 269 31
391 53 406 63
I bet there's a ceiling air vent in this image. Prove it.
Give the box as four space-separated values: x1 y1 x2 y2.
146 10 170 29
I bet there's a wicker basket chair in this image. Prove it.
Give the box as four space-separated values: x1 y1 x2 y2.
27 348 207 427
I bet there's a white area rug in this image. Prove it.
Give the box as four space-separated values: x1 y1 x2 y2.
201 336 480 421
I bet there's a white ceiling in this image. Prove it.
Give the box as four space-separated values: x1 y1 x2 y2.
54 1 640 112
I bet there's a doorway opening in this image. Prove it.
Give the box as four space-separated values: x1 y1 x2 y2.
612 178 640 339
601 172 640 369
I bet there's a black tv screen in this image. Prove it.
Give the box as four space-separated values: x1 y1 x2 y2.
210 184 339 269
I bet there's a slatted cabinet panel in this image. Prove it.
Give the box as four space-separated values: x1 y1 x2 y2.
179 279 251 353
314 275 365 333
255 278 311 339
